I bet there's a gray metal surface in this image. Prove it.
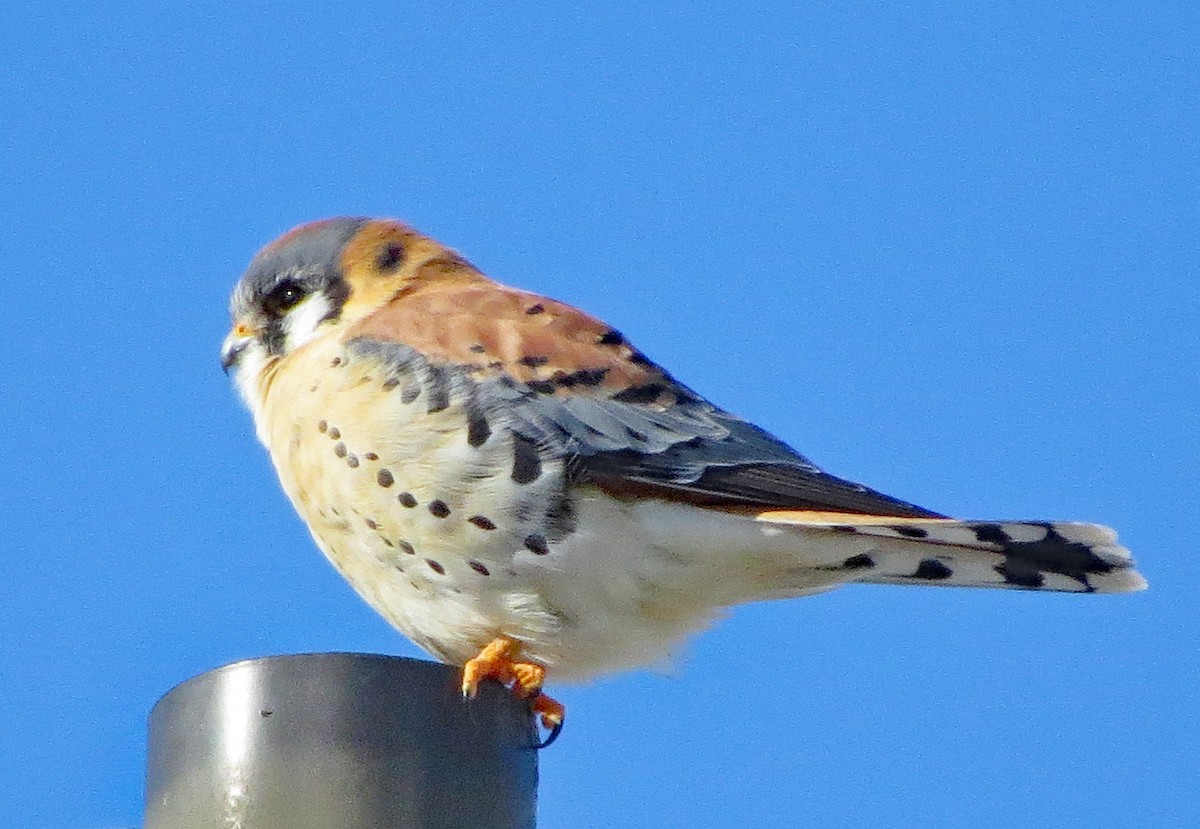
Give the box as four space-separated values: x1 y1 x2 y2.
145 653 538 829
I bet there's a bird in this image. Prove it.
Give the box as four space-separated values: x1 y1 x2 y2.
221 217 1146 738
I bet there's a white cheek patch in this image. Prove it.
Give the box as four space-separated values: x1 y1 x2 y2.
283 293 334 352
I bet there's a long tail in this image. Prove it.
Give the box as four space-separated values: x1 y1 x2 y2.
758 512 1146 594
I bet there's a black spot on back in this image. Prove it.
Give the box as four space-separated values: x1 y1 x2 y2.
598 329 624 346
519 355 549 368
525 303 545 315
611 383 665 405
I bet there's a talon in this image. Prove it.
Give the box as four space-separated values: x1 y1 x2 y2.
461 637 566 744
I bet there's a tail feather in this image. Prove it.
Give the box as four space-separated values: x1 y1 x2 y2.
756 512 1146 594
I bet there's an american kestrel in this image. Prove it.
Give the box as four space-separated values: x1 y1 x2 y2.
221 217 1146 737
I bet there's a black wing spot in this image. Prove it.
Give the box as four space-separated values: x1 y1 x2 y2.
466 407 491 447
843 554 875 569
913 559 953 580
524 534 550 555
995 563 1046 589
974 524 1012 545
892 525 929 539
511 434 543 484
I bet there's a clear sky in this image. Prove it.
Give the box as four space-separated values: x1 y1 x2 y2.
2 3 1196 827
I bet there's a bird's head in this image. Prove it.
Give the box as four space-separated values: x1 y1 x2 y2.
221 217 476 391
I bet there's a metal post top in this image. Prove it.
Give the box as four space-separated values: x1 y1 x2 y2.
145 652 539 829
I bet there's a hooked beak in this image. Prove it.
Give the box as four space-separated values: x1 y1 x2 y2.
221 323 254 374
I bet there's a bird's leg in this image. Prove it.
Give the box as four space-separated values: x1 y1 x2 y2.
462 636 565 731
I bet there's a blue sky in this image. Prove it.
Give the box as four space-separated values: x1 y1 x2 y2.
2 3 1196 826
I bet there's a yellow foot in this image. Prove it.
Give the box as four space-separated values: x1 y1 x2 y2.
461 636 565 740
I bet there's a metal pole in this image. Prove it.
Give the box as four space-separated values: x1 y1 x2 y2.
144 653 538 829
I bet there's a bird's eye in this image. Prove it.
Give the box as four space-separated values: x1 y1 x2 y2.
263 280 307 315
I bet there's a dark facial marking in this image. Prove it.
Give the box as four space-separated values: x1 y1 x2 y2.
524 534 550 555
398 492 418 508
262 278 307 317
375 242 405 271
511 434 542 484
843 553 875 569
469 515 497 530
377 469 394 488
913 559 953 580
428 499 451 518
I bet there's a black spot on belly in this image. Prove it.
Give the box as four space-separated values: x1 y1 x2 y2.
398 492 417 508
469 560 491 576
364 452 379 461
524 534 550 555
913 559 953 580
426 559 445 575
400 380 421 404
382 377 400 390
327 426 341 440
843 554 875 570
511 434 542 484
398 540 415 555
363 518 378 530
428 499 451 518
334 443 348 458
317 420 328 433
377 469 394 488
469 515 497 530
346 454 359 468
